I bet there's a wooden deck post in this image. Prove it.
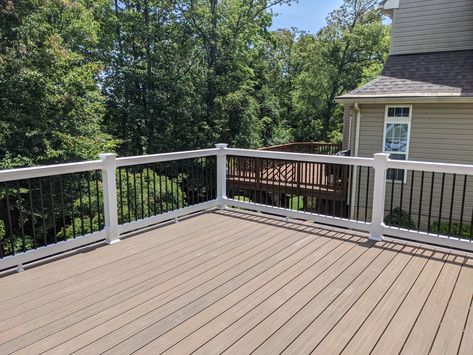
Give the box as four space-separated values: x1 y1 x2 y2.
99 153 120 244
369 153 390 241
215 144 228 209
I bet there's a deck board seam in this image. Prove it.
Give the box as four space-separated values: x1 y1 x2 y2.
457 288 473 354
4 219 309 351
0 217 261 325
368 249 447 354
255 242 395 354
398 252 453 354
0 214 241 301
53 222 330 354
427 257 466 354
201 237 373 354
298 242 412 354
0 212 226 285
311 243 423 354
93 228 345 354
136 232 353 353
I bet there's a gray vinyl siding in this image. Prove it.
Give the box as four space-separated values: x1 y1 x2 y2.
390 0 473 55
351 103 473 233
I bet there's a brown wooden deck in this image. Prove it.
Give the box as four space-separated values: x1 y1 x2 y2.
227 156 350 203
0 210 473 354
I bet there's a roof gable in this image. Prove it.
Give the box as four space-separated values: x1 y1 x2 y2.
338 50 473 101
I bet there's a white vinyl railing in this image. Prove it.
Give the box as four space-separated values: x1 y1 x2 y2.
1 143 473 271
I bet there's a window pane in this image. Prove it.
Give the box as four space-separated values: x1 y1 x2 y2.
402 107 410 117
388 107 395 117
385 123 408 153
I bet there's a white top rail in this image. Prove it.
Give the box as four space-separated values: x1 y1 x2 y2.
116 148 219 167
225 148 374 167
387 159 473 176
0 160 103 183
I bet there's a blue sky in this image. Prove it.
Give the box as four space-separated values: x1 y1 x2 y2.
271 0 344 33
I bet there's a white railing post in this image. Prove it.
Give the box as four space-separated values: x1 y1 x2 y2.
369 153 390 241
99 153 120 244
215 144 228 209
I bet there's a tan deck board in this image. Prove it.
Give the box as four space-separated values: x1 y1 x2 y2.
0 215 282 350
281 243 413 354
430 258 473 354
312 244 423 354
0 210 472 355
1 215 291 353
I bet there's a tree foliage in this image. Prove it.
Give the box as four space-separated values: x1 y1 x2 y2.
0 0 117 168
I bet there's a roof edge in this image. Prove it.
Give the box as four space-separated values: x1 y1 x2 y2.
335 96 473 104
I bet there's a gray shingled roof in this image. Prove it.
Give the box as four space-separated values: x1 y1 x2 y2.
338 50 473 99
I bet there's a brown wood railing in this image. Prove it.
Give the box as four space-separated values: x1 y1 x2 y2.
259 142 343 155
227 155 351 216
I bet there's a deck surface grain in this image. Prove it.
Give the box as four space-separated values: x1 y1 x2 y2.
0 210 472 355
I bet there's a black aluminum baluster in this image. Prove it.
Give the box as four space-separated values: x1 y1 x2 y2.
133 169 138 220
5 184 15 254
59 176 66 241
158 163 164 213
153 164 157 215
95 172 102 230
78 175 85 236
356 167 362 221
427 172 435 233
118 167 124 224
389 171 395 227
87 173 93 234
448 174 456 236
459 175 467 239
408 171 415 227
16 181 26 249
140 169 144 219
28 180 38 249
437 173 446 236
417 172 425 232
49 177 57 242
147 167 151 217
70 176 76 238
39 178 48 245
126 168 131 223
365 167 370 223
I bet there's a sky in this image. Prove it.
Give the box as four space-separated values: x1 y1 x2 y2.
270 0 344 34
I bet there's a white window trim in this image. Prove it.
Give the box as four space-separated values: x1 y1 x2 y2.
382 105 412 183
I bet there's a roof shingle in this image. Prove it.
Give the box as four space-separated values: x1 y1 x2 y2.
338 50 473 99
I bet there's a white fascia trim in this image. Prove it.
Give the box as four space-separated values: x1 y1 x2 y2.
335 96 473 104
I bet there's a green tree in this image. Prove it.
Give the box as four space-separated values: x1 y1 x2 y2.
290 0 389 141
0 0 117 168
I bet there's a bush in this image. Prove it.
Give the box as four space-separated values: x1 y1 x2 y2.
233 196 251 203
430 221 471 239
384 208 416 229
0 220 4 240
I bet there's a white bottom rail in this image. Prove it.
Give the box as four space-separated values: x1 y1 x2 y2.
224 198 370 233
118 200 218 234
0 230 107 271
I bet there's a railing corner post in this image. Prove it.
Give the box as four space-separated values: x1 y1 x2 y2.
99 153 120 245
215 144 228 209
369 153 390 242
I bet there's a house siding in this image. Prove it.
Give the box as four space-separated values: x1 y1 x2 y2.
390 0 473 55
351 103 473 232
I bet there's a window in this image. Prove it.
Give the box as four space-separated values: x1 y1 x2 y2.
383 106 412 182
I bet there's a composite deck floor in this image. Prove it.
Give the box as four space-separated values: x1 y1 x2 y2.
1 210 473 354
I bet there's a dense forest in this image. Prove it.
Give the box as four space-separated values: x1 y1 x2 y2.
0 0 389 255
0 0 389 168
